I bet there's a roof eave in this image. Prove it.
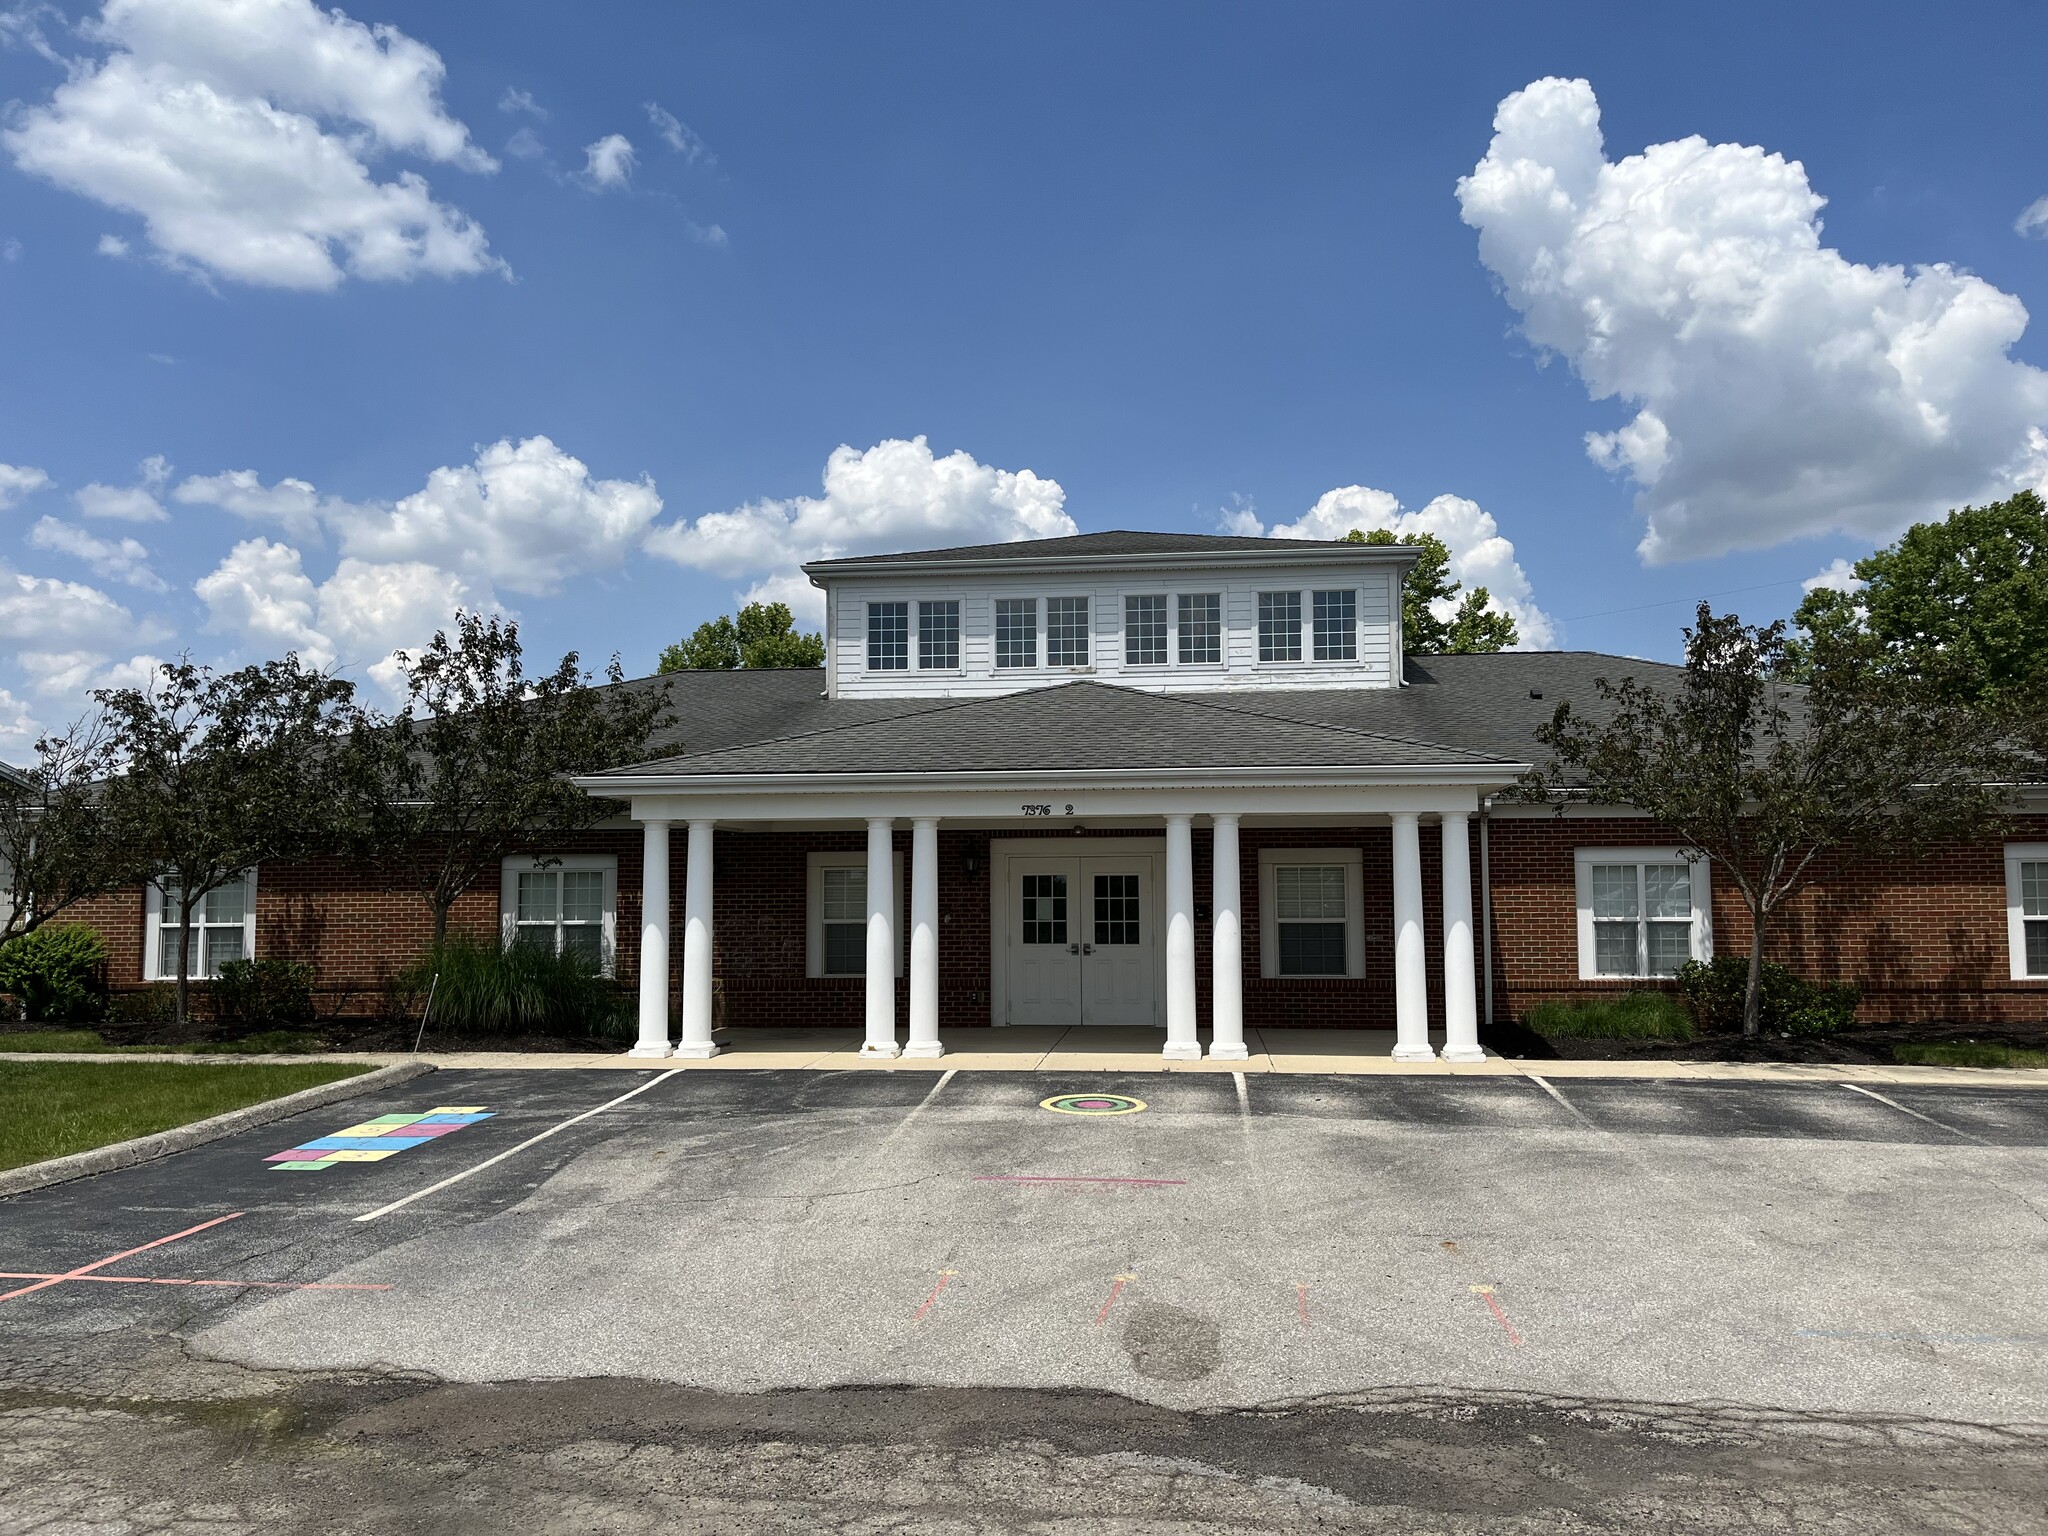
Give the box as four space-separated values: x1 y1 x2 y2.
577 762 1530 795
801 546 1421 583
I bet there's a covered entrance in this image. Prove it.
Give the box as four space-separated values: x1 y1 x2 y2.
994 839 1162 1026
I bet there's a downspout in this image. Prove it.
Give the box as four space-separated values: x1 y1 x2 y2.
1479 795 1494 1029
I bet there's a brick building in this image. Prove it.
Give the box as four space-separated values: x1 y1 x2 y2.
64 532 2048 1053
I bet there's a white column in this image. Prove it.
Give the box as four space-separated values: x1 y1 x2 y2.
1389 811 1434 1060
1208 813 1247 1060
629 819 672 1057
863 817 901 1057
1440 811 1483 1062
675 819 720 1058
1163 814 1200 1060
905 817 943 1058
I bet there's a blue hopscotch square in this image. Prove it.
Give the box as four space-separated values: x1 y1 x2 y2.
295 1136 422 1152
415 1113 494 1125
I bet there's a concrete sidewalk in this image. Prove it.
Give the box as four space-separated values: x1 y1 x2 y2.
14 1024 2048 1087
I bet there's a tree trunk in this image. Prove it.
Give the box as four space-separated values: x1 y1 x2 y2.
1741 910 1767 1038
174 903 193 1029
432 896 451 946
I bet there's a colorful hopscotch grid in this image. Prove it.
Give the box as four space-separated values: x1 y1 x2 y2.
266 1108 493 1171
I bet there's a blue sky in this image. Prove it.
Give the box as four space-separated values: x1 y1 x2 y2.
2 0 2045 748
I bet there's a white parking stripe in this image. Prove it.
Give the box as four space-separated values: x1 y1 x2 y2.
353 1069 683 1223
1840 1082 1991 1145
1526 1073 1601 1130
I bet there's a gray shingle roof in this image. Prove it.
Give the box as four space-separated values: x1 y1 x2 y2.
806 529 1383 568
600 680 1521 779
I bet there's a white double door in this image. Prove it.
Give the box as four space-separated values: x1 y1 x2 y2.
1006 853 1159 1026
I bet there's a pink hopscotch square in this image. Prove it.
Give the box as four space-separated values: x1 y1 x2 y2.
265 1149 324 1162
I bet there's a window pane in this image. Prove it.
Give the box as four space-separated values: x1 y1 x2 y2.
1644 864 1691 919
1094 873 1140 946
822 866 866 922
517 870 557 924
1177 593 1222 664
995 598 1037 669
206 877 247 924
1593 920 1638 976
1275 865 1346 921
1258 591 1301 662
867 601 909 671
918 600 960 670
560 924 603 962
1278 923 1347 976
1021 873 1067 944
560 870 603 924
1311 589 1357 661
1124 595 1167 666
1646 920 1692 977
159 927 181 978
1047 596 1090 666
158 883 185 928
512 924 554 953
1589 865 1638 919
205 924 245 976
823 922 866 975
2028 921 2048 977
2023 861 2048 918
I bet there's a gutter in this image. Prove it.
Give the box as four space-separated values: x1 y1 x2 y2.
800 547 1423 581
575 761 1534 794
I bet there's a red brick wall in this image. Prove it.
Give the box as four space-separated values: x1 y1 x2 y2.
56 813 2047 1029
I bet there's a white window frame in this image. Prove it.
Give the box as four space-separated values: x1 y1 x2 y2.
994 596 1038 670
499 854 619 977
806 850 906 978
1573 847 1712 981
2006 843 2048 982
865 598 911 673
143 869 259 981
1122 592 1170 669
1175 590 1225 668
1258 847 1366 979
916 597 962 673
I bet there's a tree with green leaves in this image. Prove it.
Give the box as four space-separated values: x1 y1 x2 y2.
0 719 131 946
358 614 673 944
1526 605 2012 1037
1343 529 1519 653
94 656 364 1026
659 601 825 671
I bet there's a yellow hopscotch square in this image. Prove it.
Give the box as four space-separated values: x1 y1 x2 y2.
329 1124 396 1138
318 1149 399 1162
426 1107 486 1115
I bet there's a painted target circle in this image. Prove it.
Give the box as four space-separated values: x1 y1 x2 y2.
1040 1092 1147 1116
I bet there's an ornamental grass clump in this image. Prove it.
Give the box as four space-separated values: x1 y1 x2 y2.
1525 990 1696 1041
399 935 630 1040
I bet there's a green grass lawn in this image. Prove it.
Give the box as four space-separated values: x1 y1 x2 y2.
1894 1041 2048 1069
0 1060 370 1173
1525 991 1698 1041
0 1029 332 1055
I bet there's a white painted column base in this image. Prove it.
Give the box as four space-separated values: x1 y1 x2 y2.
671 1041 719 1060
626 1043 673 1059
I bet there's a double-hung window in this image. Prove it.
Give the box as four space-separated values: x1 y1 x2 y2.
2007 844 2048 980
1574 849 1709 980
995 598 1037 669
1311 589 1357 661
1178 593 1222 664
501 855 617 973
867 601 909 671
1258 590 1302 662
807 851 905 977
1124 595 1167 666
146 872 257 980
918 600 960 670
1258 849 1365 978
1047 596 1090 667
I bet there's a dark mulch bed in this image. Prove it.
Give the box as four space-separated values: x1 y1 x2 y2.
1481 1015 2048 1063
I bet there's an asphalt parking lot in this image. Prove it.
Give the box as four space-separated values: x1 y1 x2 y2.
5 1067 2048 1532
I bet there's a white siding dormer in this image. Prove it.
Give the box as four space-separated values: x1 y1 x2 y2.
811 543 1413 700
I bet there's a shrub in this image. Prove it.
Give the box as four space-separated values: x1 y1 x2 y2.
212 959 316 1028
107 984 179 1027
1675 957 1860 1035
0 924 109 1022
398 935 631 1040
1525 990 1696 1041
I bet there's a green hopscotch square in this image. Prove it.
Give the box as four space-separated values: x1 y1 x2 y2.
363 1115 423 1126
272 1160 336 1171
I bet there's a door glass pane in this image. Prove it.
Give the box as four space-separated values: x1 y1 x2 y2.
517 870 558 924
1093 873 1140 945
823 922 865 974
867 601 909 670
1644 864 1690 919
1589 865 1638 919
1177 593 1221 663
995 598 1036 669
1593 921 1638 976
1257 591 1301 662
1123 595 1167 665
1047 596 1090 666
821 866 865 921
1278 923 1346 975
1646 920 1691 976
918 600 959 669
560 870 603 925
1021 873 1068 944
1275 865 1346 920
1311 589 1357 661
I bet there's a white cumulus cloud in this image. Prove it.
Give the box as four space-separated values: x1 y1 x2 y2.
72 454 169 522
0 564 145 648
645 436 1076 616
96 232 128 257
1237 487 1555 650
4 0 503 290
2017 196 2048 239
27 516 165 590
582 133 635 189
1801 557 1865 595
1457 77 2048 564
0 687 38 757
194 536 332 668
0 463 51 509
173 467 330 539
